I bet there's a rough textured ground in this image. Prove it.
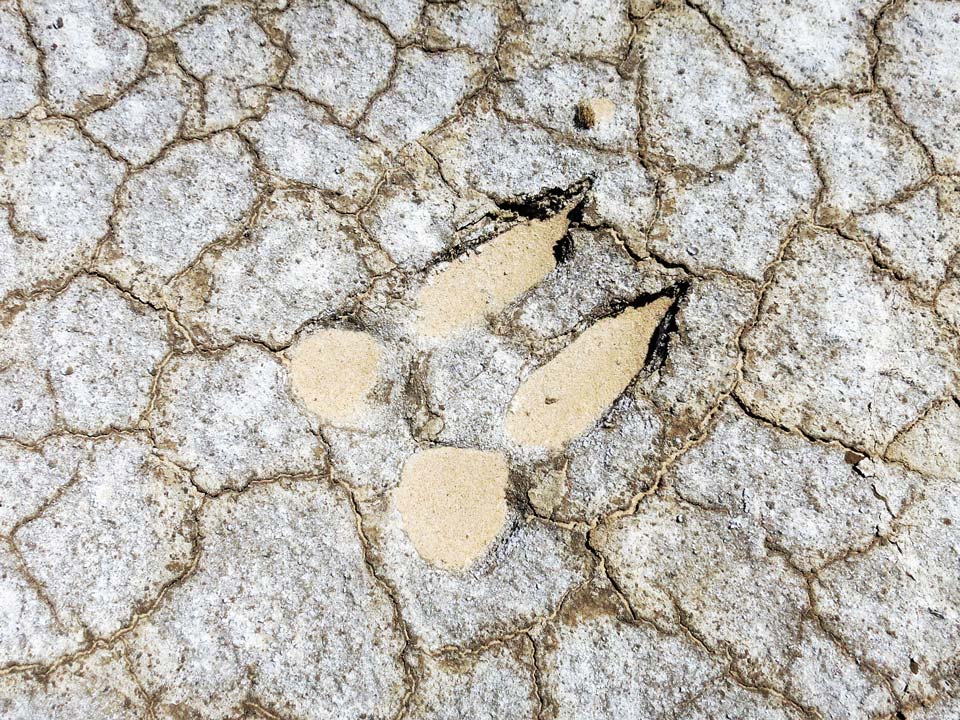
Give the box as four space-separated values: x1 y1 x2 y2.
1 0 958 718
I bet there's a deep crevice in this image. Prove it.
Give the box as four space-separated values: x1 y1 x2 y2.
495 176 594 220
641 280 689 371
551 231 575 264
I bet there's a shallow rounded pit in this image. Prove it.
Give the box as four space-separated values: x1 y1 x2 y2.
287 328 383 426
394 446 509 571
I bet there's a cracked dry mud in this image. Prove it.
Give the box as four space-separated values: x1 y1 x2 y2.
0 1 959 719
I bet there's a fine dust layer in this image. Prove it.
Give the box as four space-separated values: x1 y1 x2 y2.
505 296 672 449
3 0 960 718
287 328 384 426
414 207 573 338
395 446 509 570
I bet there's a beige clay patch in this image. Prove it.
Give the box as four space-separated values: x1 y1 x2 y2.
575 97 616 129
395 447 509 571
286 328 383 426
505 297 673 449
414 207 573 338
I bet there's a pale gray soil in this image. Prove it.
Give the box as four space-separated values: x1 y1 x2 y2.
1 0 959 718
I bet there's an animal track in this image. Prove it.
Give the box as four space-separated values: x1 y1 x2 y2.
3 0 959 717
286 191 679 568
